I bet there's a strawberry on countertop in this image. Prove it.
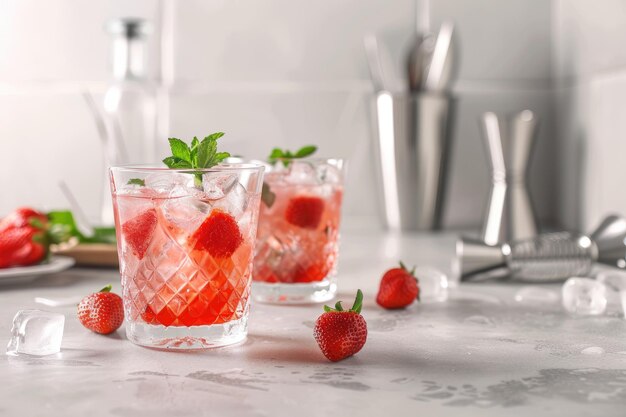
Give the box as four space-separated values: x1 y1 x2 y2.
376 262 420 310
77 285 124 335
314 289 368 362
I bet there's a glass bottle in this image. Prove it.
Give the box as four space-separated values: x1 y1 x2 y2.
101 18 157 225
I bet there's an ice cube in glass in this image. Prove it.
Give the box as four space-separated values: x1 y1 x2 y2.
414 267 448 302
6 310 65 356
562 277 607 316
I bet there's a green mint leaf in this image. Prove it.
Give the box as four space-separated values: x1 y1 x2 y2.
261 182 276 208
267 145 317 166
205 132 225 141
269 148 284 160
197 137 217 168
162 156 192 169
295 145 317 158
196 135 229 169
214 152 231 163
168 138 191 162
190 136 200 166
127 178 145 186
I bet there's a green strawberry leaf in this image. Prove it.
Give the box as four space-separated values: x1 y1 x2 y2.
322 290 363 314
100 285 112 293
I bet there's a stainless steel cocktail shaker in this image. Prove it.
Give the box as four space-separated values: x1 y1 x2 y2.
371 92 454 231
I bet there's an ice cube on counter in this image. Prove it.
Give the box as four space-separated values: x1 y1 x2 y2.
514 286 560 305
595 270 626 292
414 266 448 302
6 310 65 356
562 277 607 316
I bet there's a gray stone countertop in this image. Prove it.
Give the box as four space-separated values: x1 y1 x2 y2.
2 230 626 416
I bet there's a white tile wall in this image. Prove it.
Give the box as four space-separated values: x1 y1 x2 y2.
553 0 626 230
0 0 557 231
0 0 161 83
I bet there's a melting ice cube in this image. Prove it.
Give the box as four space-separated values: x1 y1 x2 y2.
211 182 248 220
595 270 626 292
145 172 193 196
414 266 448 302
562 277 607 316
284 161 319 185
316 161 342 184
6 310 65 356
202 172 239 200
161 196 212 236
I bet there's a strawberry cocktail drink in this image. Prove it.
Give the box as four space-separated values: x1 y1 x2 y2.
253 147 344 303
110 134 264 349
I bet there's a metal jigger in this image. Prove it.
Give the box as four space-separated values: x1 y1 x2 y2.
458 215 626 282
480 110 539 245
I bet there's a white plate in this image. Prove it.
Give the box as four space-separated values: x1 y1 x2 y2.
0 256 75 285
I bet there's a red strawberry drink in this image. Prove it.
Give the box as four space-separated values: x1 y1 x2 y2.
253 158 344 303
110 163 263 349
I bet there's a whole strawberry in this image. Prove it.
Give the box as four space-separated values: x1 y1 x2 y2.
376 262 420 309
78 285 124 334
314 289 367 362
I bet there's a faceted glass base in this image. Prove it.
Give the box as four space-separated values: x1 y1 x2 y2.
126 315 248 350
252 278 337 304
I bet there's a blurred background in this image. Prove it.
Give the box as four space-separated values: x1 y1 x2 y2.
0 0 623 233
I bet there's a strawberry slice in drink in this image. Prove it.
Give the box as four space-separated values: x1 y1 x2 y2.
121 208 157 260
191 209 243 258
285 196 325 229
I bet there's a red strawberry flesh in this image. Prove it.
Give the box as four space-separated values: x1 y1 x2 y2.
376 264 419 309
121 209 157 260
285 196 324 229
192 209 243 258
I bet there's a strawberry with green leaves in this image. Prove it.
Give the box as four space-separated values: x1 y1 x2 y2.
376 262 420 309
314 290 368 362
78 285 124 335
0 207 57 268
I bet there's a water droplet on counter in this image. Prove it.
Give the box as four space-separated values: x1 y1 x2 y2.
581 347 605 355
464 315 494 326
514 286 559 305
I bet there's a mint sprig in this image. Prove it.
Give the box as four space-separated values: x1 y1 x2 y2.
268 145 317 167
126 133 230 188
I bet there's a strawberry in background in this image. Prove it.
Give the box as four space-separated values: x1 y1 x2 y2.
0 207 50 268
